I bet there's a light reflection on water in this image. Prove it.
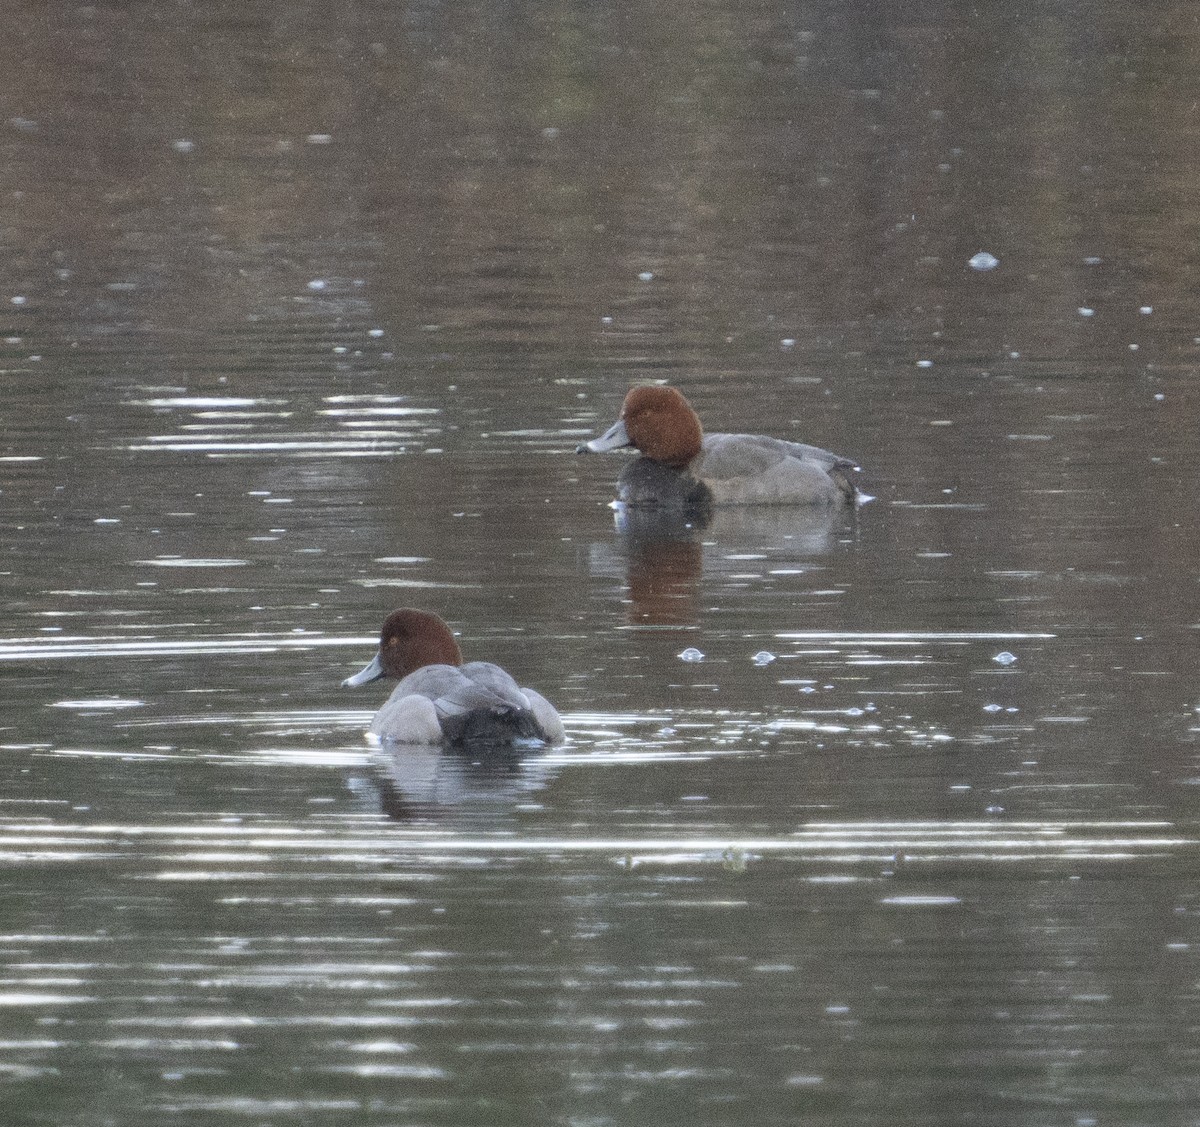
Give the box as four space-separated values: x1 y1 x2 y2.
0 634 375 661
0 817 1190 868
120 394 442 458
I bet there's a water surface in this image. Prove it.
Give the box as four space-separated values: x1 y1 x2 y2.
3 0 1200 1123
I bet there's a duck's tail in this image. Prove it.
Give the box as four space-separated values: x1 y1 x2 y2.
829 458 864 503
445 707 548 746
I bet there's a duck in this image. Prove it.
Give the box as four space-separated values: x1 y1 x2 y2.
576 384 862 507
342 608 564 745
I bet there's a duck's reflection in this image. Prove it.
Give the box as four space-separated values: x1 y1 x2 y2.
600 502 852 627
619 506 707 627
363 740 559 820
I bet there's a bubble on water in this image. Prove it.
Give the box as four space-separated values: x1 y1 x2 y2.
306 133 333 145
780 338 796 349
917 359 933 369
10 295 27 306
171 139 195 153
1084 256 1102 265
968 251 999 271
541 126 560 139
600 315 613 324
638 271 655 282
752 651 776 665
1009 350 1020 359
1129 343 1139 351
993 651 1017 666
800 685 815 694
1139 305 1153 315
986 804 1005 815
307 279 327 291
983 703 1003 712
1154 392 1165 401
678 647 704 663
846 707 864 717
368 328 384 337
1078 306 1095 317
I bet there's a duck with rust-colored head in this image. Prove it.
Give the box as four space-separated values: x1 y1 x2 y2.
577 385 863 507
342 608 564 745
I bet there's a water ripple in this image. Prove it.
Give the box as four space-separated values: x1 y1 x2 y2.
0 633 374 661
120 394 442 459
0 819 1189 870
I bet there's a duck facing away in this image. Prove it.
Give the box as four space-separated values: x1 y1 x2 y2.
342 608 564 745
577 384 862 507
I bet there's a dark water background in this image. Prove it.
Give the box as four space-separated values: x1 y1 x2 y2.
3 1 1200 1123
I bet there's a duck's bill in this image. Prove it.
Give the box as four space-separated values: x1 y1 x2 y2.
342 652 385 687
575 418 630 454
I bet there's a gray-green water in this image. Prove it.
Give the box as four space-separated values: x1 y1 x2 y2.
3 1 1200 1123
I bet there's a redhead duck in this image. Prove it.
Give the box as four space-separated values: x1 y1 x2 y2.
342 608 564 745
577 385 862 506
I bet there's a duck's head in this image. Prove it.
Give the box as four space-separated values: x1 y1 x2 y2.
342 608 463 686
576 385 703 468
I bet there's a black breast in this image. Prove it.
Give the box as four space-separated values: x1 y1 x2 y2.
616 458 713 508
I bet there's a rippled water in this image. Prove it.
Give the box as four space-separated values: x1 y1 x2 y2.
4 0 1200 1123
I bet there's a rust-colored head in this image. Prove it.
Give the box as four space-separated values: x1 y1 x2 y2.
376 608 462 677
618 385 703 467
343 608 463 687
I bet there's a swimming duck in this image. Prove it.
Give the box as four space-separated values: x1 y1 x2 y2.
577 384 861 506
342 608 564 745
